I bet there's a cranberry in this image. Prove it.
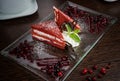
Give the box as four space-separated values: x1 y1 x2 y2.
81 68 88 75
100 67 106 75
92 65 98 70
88 69 93 74
57 71 63 77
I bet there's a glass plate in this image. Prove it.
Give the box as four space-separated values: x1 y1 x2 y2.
1 1 117 81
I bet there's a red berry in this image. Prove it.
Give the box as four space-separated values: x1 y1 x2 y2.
92 65 98 70
88 69 93 74
57 71 63 77
81 68 88 75
100 67 106 75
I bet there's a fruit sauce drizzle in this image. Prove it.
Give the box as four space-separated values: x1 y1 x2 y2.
9 40 70 79
64 5 108 34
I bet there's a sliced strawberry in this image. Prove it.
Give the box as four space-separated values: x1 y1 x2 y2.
53 6 81 30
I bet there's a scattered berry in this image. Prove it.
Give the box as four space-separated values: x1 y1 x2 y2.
36 56 70 78
92 65 98 70
81 68 88 75
57 71 63 77
100 67 107 75
88 69 93 74
9 40 34 62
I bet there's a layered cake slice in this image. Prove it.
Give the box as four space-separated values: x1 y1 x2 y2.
31 6 81 49
32 20 66 49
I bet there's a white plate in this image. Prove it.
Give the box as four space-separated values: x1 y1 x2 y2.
0 1 38 20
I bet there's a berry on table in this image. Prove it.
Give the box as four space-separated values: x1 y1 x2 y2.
100 67 107 75
88 69 93 74
92 65 98 70
81 68 88 75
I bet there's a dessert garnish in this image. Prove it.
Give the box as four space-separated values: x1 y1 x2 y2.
53 6 81 47
62 22 81 47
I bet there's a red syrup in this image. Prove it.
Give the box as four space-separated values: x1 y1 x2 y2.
64 6 108 34
36 56 70 78
9 40 34 62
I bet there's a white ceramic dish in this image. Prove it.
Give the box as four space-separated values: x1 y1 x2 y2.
0 0 38 20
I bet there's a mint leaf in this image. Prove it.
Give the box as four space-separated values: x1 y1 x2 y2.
73 29 80 34
69 32 81 42
65 24 72 34
64 23 81 43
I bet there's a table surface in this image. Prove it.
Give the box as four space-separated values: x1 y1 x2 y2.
0 0 120 81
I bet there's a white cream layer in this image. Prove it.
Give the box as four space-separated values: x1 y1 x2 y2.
33 29 63 43
32 34 63 47
62 31 80 47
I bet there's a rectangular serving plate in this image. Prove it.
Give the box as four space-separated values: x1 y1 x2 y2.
1 1 117 81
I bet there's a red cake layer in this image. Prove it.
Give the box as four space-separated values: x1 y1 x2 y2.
53 6 81 30
32 20 66 49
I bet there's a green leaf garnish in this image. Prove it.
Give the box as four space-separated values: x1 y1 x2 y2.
73 29 80 34
69 32 81 42
65 24 72 34
64 23 81 43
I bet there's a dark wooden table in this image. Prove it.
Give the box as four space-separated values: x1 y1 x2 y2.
0 0 120 81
